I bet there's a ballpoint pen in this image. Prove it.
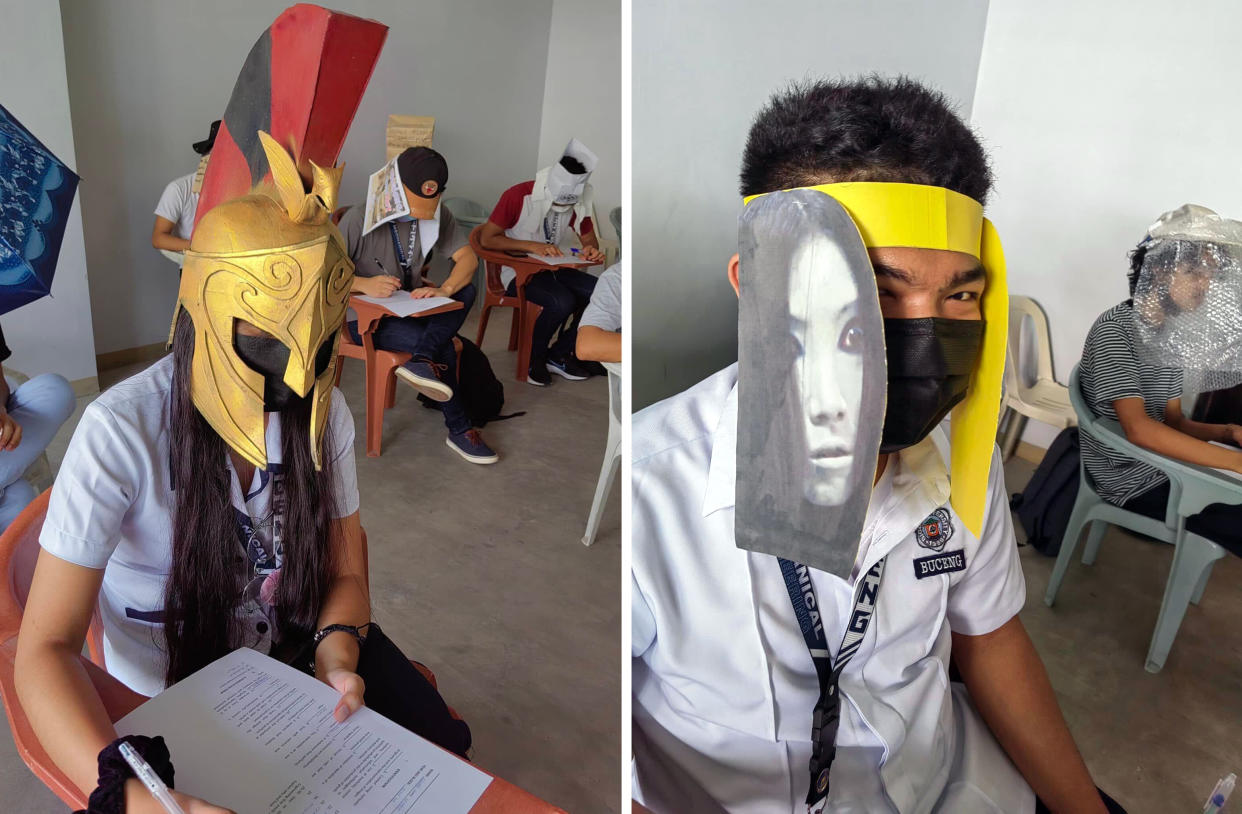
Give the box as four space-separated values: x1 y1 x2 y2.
1204 773 1236 814
119 741 187 814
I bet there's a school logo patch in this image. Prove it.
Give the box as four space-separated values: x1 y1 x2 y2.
913 550 967 580
914 508 953 552
421 179 439 197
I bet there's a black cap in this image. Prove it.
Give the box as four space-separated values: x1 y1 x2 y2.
193 120 221 155
396 146 448 198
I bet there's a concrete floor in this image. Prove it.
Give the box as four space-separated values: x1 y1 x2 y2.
1007 456 1242 814
0 307 621 813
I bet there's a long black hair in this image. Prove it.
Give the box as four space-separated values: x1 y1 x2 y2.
164 310 339 684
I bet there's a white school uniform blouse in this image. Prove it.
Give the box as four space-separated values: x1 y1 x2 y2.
39 356 359 697
631 364 1034 814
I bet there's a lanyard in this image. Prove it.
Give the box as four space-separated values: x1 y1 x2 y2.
388 221 419 289
778 555 886 811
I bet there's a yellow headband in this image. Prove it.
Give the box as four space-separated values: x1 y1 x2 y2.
743 182 1008 539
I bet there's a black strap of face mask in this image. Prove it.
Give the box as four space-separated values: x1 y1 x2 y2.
778 556 886 810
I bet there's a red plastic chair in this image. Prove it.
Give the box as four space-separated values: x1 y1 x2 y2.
469 225 547 383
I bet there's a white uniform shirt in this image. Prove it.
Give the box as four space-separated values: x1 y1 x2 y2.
39 356 360 696
154 171 198 264
632 365 1034 814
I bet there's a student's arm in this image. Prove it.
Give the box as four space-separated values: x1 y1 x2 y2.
151 215 190 252
313 510 371 723
1162 398 1242 446
15 554 233 813
479 220 561 256
576 220 606 263
1114 397 1242 472
576 325 620 363
952 618 1108 814
412 245 477 299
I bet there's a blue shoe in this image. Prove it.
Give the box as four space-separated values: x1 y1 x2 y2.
396 358 452 402
446 429 498 464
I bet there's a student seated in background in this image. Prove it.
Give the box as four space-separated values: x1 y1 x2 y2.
576 262 620 364
337 147 497 465
0 323 74 529
1080 211 1242 555
151 119 218 265
14 138 469 814
479 138 606 386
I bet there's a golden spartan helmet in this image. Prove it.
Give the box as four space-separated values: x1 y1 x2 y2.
171 131 354 470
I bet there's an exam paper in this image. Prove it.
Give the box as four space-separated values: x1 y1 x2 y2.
524 252 593 266
116 648 490 814
354 294 458 318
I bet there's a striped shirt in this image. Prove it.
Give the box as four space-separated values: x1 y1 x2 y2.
1079 301 1183 505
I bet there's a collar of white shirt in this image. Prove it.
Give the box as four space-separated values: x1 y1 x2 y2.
700 373 952 565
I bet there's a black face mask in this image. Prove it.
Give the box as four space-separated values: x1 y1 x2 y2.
234 333 336 413
880 318 983 453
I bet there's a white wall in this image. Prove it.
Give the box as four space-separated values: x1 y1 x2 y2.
0 0 97 384
536 0 621 242
972 0 1242 448
60 0 555 356
632 0 991 409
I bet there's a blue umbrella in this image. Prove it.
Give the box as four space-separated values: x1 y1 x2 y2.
0 102 79 316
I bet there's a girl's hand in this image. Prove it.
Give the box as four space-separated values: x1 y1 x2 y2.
0 412 22 451
124 778 236 813
323 668 365 722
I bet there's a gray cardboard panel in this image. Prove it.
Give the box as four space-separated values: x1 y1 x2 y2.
736 189 887 577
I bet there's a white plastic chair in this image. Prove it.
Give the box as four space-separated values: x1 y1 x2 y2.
999 295 1076 459
582 365 621 546
1045 365 1241 672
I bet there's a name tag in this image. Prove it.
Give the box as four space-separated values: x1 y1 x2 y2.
912 549 966 579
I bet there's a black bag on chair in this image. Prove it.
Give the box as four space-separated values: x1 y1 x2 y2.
293 622 472 757
1009 427 1081 556
355 623 472 757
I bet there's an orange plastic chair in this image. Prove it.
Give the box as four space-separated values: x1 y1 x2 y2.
469 225 547 383
0 490 147 809
335 300 414 458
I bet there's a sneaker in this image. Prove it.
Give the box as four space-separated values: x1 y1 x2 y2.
546 354 589 381
581 359 608 377
527 363 551 387
446 429 499 464
395 359 452 402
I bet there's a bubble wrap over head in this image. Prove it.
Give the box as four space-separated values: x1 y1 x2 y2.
1132 204 1242 372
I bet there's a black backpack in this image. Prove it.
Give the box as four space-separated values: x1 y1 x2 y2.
1009 427 1081 556
418 335 524 427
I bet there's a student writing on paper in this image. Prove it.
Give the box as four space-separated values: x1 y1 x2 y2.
480 138 605 386
1078 205 1242 556
338 147 498 465
14 134 469 814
